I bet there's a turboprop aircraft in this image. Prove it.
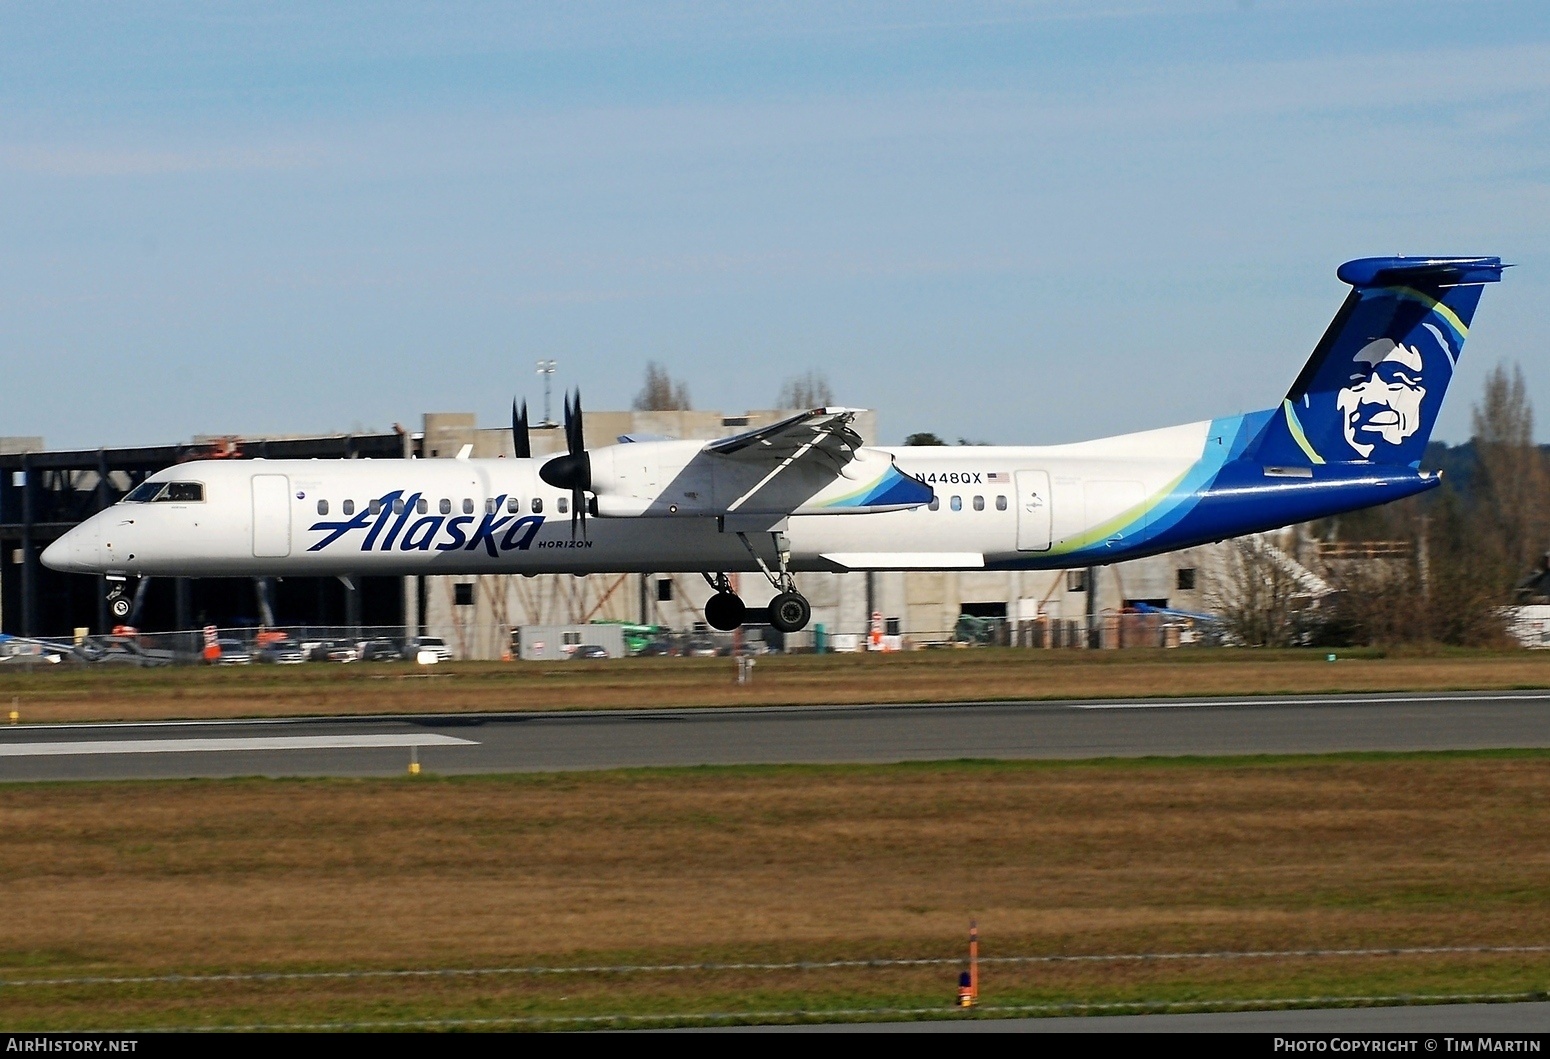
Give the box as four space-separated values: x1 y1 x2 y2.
43 255 1506 633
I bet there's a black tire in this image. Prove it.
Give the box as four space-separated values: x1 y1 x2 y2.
110 597 131 619
769 591 811 633
704 591 746 631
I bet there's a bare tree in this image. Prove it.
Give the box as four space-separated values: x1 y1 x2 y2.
632 362 691 411
1206 537 1315 647
777 370 834 409
1471 361 1547 587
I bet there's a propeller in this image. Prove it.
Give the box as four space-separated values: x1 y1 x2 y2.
512 399 531 459
538 390 591 538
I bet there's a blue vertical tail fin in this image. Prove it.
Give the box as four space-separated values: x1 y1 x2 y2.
1251 256 1506 468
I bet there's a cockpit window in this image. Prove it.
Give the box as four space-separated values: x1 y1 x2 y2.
123 481 205 503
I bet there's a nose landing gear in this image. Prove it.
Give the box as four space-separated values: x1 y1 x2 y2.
105 577 147 625
107 578 132 620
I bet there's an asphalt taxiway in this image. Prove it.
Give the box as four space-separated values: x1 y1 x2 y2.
1 690 1547 781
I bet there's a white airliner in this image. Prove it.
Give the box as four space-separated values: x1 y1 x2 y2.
43 256 1506 633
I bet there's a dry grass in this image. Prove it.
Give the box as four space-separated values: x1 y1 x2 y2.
3 753 1548 1028
4 648 1550 724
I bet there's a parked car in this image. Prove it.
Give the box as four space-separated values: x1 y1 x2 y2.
213 639 252 665
636 639 678 657
358 638 402 662
685 638 718 657
402 636 452 662
257 641 307 664
569 643 610 660
307 640 359 663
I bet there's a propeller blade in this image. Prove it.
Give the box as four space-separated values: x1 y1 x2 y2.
538 389 592 495
512 399 531 459
546 389 591 539
569 390 585 455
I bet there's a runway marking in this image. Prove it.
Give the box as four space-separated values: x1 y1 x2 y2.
10 690 1550 733
0 734 477 757
1067 692 1550 710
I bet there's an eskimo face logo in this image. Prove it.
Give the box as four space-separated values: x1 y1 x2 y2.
1335 338 1427 459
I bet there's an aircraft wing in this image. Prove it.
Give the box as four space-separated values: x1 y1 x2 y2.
704 407 865 463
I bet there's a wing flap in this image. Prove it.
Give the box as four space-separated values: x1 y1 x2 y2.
706 407 864 462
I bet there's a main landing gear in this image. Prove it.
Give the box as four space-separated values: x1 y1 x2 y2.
701 530 812 633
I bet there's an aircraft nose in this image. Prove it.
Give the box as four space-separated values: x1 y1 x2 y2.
41 522 101 573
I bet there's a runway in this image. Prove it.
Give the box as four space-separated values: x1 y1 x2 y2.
1 690 1548 781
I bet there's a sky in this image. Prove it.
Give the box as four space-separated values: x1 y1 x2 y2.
2 1 1547 449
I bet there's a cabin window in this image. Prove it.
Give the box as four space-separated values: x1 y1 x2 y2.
928 497 940 511
558 496 569 514
392 499 405 515
124 482 163 503
439 498 451 515
996 495 1008 511
317 499 328 516
950 496 962 512
532 498 543 514
973 495 985 511
343 500 355 516
507 496 520 514
416 498 428 515
369 499 382 515
463 498 474 515
485 498 497 515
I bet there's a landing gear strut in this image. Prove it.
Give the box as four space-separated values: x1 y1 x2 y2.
738 530 811 634
701 531 813 633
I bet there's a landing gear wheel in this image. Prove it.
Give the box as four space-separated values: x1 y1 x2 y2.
110 597 132 620
704 591 747 631
769 591 811 633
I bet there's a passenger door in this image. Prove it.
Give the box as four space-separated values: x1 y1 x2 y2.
251 474 292 558
1014 470 1052 551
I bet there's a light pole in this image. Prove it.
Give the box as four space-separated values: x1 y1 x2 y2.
536 359 557 427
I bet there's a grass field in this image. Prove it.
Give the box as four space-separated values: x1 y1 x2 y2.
4 751 1548 1029
3 646 1550 724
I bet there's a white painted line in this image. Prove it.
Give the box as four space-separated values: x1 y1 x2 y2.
0 734 477 757
7 690 1550 734
1068 693 1550 711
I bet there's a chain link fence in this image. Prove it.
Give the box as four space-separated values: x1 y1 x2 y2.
1 611 1220 667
